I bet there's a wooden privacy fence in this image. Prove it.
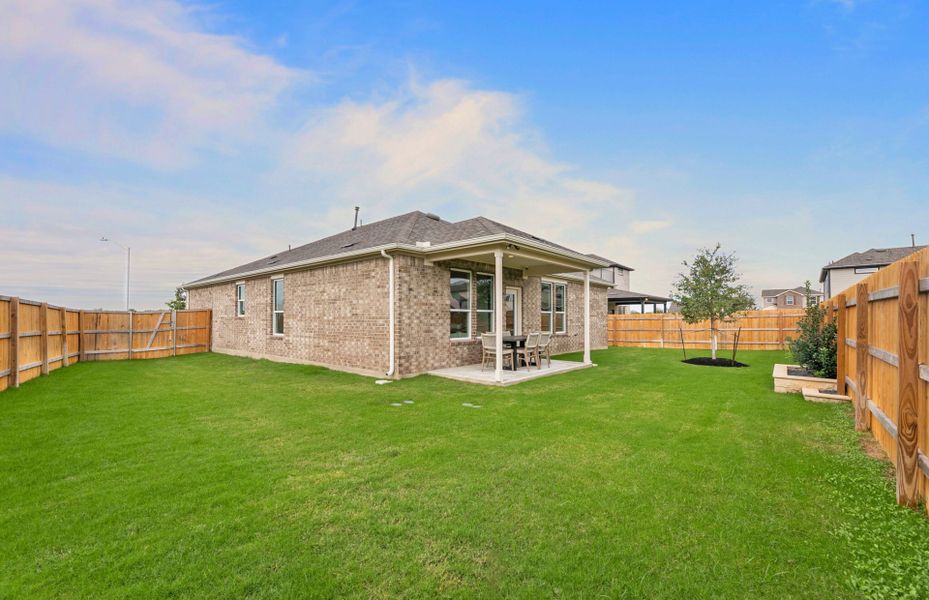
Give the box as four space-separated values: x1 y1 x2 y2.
607 309 804 350
0 295 212 392
827 246 929 511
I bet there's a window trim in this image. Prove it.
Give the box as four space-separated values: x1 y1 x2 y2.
785 295 795 306
235 282 246 317
271 276 284 336
475 271 495 335
541 279 568 335
449 269 472 341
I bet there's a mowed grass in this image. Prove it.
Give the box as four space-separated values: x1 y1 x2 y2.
1 349 928 599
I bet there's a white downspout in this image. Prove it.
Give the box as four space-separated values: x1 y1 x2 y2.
381 250 396 377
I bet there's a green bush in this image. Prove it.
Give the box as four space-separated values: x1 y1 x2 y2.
787 284 837 378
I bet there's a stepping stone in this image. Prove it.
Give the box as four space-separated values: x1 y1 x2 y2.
389 403 403 407
375 380 392 385
462 403 473 407
403 400 414 404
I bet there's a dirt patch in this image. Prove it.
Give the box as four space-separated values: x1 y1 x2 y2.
860 435 889 462
682 357 748 368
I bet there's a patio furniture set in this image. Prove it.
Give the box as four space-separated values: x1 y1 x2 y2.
480 332 553 372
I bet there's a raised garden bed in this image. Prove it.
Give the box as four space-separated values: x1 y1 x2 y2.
772 363 835 394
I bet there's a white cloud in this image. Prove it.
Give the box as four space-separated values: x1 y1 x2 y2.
0 0 303 168
281 78 633 247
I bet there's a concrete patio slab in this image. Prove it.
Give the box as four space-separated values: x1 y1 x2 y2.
428 359 593 386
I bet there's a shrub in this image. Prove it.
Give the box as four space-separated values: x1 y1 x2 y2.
787 283 836 378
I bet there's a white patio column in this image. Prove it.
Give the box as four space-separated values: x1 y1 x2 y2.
494 248 504 382
583 269 591 364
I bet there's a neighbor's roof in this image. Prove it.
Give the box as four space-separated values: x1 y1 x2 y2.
187 211 611 288
761 287 824 298
819 245 927 282
607 289 672 304
584 253 634 271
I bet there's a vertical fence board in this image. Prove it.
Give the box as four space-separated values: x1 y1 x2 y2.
10 297 19 388
836 294 847 396
40 303 49 375
855 283 870 432
896 262 920 506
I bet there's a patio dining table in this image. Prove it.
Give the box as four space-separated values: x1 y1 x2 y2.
501 335 527 370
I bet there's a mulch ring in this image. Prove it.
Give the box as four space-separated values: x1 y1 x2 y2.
682 357 748 368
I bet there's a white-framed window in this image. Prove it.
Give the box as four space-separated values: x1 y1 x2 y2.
785 295 795 305
541 281 567 334
271 277 284 335
235 283 246 316
475 273 494 334
450 269 471 339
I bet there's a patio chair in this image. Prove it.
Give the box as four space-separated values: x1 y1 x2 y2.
515 332 541 370
481 333 514 371
537 332 553 368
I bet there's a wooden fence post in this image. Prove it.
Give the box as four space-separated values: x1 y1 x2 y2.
172 310 177 356
127 311 133 360
836 293 847 396
40 302 49 376
78 310 86 362
9 297 19 388
896 261 920 507
855 283 870 432
61 308 68 367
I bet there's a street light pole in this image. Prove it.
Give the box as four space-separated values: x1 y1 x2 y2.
100 237 131 310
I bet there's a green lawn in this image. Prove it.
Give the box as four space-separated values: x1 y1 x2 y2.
2 348 928 599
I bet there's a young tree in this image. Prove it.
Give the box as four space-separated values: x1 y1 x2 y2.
166 287 187 310
787 281 837 378
672 244 755 359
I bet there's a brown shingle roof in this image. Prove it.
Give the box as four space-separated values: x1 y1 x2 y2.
187 211 608 287
819 245 927 282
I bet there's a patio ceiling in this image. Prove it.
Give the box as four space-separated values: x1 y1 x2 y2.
423 241 597 276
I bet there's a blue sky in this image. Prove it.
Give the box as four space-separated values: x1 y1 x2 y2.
2 0 928 308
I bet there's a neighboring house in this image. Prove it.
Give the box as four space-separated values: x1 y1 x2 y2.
607 290 672 314
583 254 672 314
760 287 823 309
819 245 927 299
186 211 611 379
585 254 633 291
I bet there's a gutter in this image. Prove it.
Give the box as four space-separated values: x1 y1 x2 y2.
381 249 396 377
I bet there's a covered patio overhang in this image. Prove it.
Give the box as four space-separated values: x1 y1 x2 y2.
421 240 607 383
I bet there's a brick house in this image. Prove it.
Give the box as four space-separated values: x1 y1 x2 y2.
186 211 611 381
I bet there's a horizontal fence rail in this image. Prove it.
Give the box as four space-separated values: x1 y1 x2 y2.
0 295 211 392
827 246 929 513
607 309 804 350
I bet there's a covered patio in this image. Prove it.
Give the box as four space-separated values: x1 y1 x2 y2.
424 238 606 383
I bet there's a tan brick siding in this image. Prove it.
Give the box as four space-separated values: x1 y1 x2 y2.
188 253 609 378
187 257 390 375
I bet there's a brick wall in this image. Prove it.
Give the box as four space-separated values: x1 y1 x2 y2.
188 253 609 378
187 257 390 376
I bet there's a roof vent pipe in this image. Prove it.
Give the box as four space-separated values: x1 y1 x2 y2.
353 206 360 230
